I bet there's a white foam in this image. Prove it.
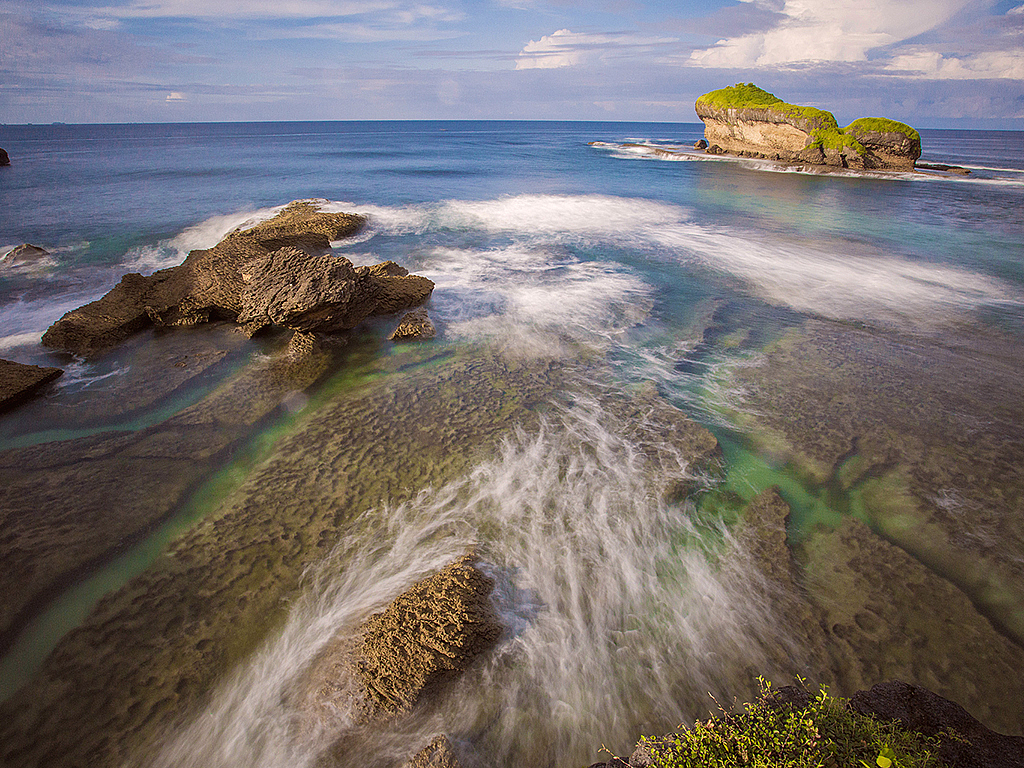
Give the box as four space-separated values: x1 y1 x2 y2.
124 205 286 274
148 398 796 768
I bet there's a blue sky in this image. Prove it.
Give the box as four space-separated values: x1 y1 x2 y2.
2 0 1023 125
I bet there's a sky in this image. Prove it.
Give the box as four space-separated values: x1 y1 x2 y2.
2 0 1024 125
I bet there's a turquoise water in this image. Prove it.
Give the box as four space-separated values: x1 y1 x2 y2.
1 122 1024 765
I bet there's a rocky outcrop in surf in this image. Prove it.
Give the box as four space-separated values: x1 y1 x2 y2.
1 243 48 268
0 148 10 166
0 358 63 412
389 308 437 342
41 201 434 357
695 84 921 171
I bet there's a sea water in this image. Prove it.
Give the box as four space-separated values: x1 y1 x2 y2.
1 121 1023 766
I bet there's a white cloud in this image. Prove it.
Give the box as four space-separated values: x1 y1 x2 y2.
887 49 1024 79
165 91 185 100
1009 3 1024 14
689 0 970 68
515 28 674 70
87 0 455 20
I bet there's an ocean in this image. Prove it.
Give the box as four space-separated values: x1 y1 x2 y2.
1 121 1023 767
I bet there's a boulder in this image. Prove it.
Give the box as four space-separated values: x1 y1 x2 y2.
41 201 434 357
693 139 708 150
0 358 63 412
353 553 502 719
1 243 48 267
851 681 1024 768
389 308 437 342
0 148 9 166
695 84 920 170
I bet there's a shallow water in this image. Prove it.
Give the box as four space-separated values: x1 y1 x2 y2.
1 121 1023 765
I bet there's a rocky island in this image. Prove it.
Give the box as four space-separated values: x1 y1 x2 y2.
694 83 921 170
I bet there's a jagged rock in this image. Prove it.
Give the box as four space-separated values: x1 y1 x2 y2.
1 243 48 267
0 148 9 166
693 139 708 150
389 308 437 342
402 735 462 768
41 201 432 357
695 84 920 170
0 358 63 412
354 553 502 719
851 681 1024 768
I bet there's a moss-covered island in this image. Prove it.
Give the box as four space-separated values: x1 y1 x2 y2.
694 83 921 170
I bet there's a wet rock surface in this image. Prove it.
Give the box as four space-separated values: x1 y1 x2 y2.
40 201 433 357
852 681 1024 768
389 308 437 341
0 358 62 412
0 350 571 768
0 326 339 655
353 553 501 719
402 734 463 768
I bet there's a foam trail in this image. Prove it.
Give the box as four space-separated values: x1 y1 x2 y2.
125 205 287 273
146 397 800 768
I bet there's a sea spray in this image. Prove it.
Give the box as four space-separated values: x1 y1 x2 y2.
146 395 803 768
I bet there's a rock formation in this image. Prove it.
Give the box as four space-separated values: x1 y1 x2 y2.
41 201 434 357
389 308 437 341
402 735 463 768
352 553 502 719
695 83 920 170
1 243 49 268
0 358 63 412
0 148 9 166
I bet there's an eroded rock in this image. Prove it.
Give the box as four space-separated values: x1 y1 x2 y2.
0 358 63 412
402 734 462 768
354 553 502 719
694 84 920 170
41 201 434 357
1 243 49 267
389 308 437 342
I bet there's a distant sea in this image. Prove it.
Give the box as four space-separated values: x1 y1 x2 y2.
1 121 1023 767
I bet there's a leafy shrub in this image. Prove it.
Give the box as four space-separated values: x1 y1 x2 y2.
640 679 946 768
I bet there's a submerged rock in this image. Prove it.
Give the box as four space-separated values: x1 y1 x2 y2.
353 553 502 719
41 201 433 357
694 83 920 170
0 358 63 412
389 308 437 342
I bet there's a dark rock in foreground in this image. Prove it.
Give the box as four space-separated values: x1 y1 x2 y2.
0 148 9 166
0 358 63 412
41 200 434 357
852 681 1024 768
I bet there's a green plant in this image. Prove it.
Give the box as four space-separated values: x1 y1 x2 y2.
641 679 947 768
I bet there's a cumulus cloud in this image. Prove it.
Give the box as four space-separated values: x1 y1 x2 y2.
515 28 674 69
887 49 1024 79
688 0 969 68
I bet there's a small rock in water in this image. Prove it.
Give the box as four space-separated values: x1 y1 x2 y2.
1 243 48 267
0 358 63 412
694 139 708 149
389 308 436 342
0 148 9 166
